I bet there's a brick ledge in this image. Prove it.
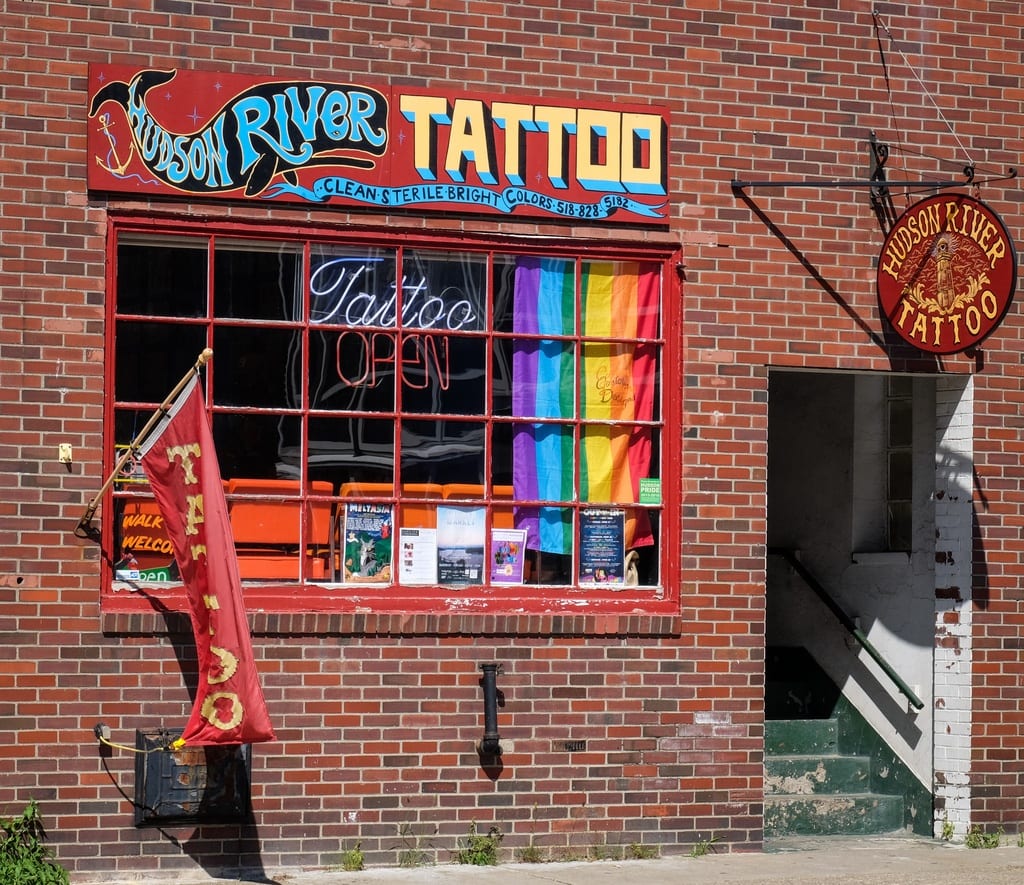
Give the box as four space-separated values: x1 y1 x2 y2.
101 610 683 638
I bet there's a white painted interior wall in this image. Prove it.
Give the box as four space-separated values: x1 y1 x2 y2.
766 370 965 793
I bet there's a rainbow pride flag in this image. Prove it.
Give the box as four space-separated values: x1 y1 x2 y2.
512 257 658 554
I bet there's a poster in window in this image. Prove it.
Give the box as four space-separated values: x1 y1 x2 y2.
397 527 438 585
490 528 528 585
436 505 486 585
342 503 393 583
116 498 179 583
578 508 626 584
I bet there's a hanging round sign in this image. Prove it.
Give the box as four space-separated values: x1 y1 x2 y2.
876 193 1016 354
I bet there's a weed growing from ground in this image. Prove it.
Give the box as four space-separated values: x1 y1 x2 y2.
395 822 436 867
517 842 544 863
590 839 622 861
455 822 503 865
688 834 721 857
0 800 69 885
339 842 363 871
518 802 544 863
965 825 1002 849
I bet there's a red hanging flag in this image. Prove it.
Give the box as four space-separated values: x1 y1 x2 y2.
138 373 275 746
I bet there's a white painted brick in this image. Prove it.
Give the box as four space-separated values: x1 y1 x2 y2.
933 376 973 836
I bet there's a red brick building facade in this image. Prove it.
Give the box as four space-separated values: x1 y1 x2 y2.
1 1 1022 879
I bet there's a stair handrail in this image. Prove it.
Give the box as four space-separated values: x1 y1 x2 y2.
769 547 925 711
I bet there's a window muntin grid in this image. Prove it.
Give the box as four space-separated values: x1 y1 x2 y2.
108 226 670 607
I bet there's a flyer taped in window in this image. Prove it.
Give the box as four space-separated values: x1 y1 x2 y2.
578 508 626 584
436 505 486 585
342 503 393 583
397 527 438 585
490 528 528 584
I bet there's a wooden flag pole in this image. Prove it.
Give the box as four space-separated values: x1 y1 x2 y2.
74 348 213 540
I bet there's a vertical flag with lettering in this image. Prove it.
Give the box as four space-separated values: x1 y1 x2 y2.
138 374 275 746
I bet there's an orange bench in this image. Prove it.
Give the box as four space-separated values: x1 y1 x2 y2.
227 478 333 580
339 482 443 529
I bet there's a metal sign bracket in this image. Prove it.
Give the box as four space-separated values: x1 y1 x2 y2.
730 132 1016 234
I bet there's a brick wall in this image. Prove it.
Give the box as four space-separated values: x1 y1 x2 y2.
1 0 1022 878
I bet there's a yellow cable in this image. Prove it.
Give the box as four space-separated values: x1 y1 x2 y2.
98 734 177 754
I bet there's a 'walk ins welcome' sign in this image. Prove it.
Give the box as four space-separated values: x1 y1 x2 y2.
86 66 669 225
877 193 1016 354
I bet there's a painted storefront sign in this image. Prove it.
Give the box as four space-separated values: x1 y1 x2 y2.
877 194 1016 354
87 66 669 224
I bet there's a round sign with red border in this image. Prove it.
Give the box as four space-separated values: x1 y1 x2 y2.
877 193 1016 354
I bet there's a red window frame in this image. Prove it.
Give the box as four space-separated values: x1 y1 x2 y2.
101 215 683 616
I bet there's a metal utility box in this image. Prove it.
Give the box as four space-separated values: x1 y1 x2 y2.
134 730 251 826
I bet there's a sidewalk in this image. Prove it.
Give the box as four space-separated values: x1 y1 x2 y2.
82 835 1024 885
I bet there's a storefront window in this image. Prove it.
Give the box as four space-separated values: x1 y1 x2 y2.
109 223 673 610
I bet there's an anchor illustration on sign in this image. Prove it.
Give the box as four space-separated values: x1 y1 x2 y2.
94 112 135 177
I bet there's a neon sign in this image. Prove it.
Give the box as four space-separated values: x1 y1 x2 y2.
309 256 482 394
335 332 450 391
310 257 480 331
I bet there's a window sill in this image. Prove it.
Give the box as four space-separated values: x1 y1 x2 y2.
102 580 680 636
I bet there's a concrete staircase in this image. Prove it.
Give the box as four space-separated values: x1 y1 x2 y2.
764 717 904 836
763 646 928 837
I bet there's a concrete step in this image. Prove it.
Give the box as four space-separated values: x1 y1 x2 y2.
765 718 837 756
764 792 905 837
765 754 871 796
